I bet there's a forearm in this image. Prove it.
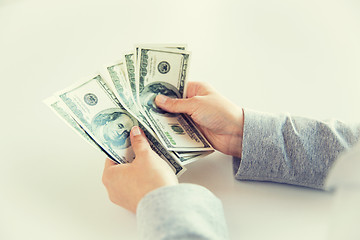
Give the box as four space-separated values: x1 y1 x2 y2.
137 184 229 240
234 109 360 189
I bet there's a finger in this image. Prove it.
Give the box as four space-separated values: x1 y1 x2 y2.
102 158 116 187
155 95 197 115
104 158 117 169
130 126 151 156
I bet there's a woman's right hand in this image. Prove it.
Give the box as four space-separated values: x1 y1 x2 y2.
155 82 244 158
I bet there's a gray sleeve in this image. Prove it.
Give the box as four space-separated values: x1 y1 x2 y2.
136 184 229 240
233 109 360 189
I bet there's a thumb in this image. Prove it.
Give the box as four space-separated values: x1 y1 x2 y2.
155 95 197 115
130 126 151 156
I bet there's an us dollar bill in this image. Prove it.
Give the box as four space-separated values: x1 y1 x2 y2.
130 45 187 103
136 47 213 151
57 75 137 164
55 74 185 174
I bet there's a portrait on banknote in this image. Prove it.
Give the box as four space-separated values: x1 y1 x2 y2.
92 108 137 149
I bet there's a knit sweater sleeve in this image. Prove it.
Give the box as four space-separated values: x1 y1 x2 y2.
233 109 360 189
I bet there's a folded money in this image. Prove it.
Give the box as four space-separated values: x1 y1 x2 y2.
45 45 214 176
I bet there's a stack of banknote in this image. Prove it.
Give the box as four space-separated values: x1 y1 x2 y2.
44 44 214 175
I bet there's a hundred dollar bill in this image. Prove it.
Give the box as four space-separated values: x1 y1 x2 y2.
129 45 187 103
136 47 213 151
55 75 185 174
56 75 137 164
126 44 186 119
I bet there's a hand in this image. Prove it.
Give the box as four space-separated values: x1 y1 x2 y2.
102 126 178 213
155 82 244 158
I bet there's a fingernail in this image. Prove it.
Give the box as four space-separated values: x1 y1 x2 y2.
156 94 168 105
132 126 141 136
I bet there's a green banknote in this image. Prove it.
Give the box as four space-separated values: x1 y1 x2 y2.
136 47 213 151
57 75 137 164
130 45 187 103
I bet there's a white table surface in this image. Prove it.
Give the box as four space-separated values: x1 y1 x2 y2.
1 0 359 239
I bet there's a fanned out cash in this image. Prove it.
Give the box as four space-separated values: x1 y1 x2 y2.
44 44 214 176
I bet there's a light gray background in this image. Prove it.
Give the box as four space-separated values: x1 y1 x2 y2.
0 0 359 239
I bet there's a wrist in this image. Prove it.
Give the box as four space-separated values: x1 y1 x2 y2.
227 108 244 158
